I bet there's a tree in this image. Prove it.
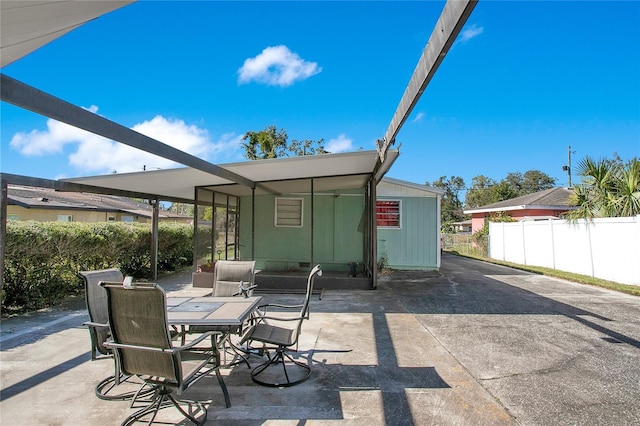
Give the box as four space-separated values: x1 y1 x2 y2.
241 125 328 160
242 125 288 160
465 170 557 208
288 139 328 156
567 156 640 219
521 170 556 194
465 175 496 208
429 176 465 229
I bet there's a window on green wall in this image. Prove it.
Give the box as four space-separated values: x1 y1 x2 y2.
376 200 401 228
275 197 303 227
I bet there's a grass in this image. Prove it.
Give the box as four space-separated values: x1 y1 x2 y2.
446 250 640 297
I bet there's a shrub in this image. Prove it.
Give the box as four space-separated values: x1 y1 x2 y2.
2 221 193 314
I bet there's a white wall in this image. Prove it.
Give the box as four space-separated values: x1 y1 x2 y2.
489 216 640 286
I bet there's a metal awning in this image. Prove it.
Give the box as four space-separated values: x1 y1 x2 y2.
64 149 400 200
1 1 134 67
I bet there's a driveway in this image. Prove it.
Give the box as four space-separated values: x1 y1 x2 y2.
1 253 639 425
392 253 640 425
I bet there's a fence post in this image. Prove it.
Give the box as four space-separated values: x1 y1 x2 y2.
586 219 595 278
549 219 556 270
521 220 527 265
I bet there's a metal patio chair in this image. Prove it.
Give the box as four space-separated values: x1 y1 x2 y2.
211 260 257 297
189 260 257 366
241 264 322 387
80 268 152 401
101 281 229 425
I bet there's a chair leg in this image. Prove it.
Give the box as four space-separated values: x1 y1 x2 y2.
168 393 208 425
215 369 231 408
121 386 207 426
250 347 311 387
94 374 155 402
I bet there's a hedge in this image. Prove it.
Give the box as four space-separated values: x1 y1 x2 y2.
2 221 194 314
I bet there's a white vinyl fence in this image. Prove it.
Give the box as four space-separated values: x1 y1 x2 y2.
489 216 640 286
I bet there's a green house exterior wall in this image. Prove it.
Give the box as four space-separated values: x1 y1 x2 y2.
239 190 365 272
377 196 439 270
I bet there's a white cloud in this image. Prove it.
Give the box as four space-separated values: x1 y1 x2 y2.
9 107 243 175
325 134 354 153
460 24 484 43
412 111 425 123
10 105 101 156
238 45 322 87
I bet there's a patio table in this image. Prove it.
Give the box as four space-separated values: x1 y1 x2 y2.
166 295 262 334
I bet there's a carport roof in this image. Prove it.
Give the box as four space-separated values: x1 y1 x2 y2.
0 1 133 67
64 149 399 201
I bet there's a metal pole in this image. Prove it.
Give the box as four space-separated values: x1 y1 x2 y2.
150 199 159 280
225 194 230 260
211 190 216 262
310 178 314 267
193 188 199 271
251 188 256 261
0 179 7 297
568 145 572 188
371 179 378 289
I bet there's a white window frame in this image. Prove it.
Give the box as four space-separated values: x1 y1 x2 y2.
376 199 401 229
275 197 304 227
121 215 135 223
57 214 73 222
7 214 20 221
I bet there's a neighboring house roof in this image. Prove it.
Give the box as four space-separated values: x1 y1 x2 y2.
7 185 190 220
463 187 576 214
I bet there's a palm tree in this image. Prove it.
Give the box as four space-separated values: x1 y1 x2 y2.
567 156 640 219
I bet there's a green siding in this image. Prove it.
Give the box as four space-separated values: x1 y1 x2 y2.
377 196 438 270
239 190 365 272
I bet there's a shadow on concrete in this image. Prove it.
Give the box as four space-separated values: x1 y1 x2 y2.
0 352 90 402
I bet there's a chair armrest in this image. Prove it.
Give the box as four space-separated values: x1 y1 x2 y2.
172 330 221 353
83 321 108 329
259 315 303 322
104 331 220 354
232 284 258 297
258 303 303 311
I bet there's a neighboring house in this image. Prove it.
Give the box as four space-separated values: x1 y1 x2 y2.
376 177 442 270
6 185 191 223
449 219 472 233
463 187 576 234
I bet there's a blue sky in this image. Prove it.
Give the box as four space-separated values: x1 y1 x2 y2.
1 1 639 196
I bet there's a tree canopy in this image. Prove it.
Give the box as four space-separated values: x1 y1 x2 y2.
427 176 465 229
567 156 640 219
241 125 327 160
464 170 556 209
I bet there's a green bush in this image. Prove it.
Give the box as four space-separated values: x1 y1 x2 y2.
2 221 193 314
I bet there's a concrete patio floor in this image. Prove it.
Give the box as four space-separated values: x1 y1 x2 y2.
2 254 639 425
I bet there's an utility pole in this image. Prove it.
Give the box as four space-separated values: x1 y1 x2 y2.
562 145 575 188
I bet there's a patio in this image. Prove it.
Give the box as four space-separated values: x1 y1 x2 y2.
2 254 640 425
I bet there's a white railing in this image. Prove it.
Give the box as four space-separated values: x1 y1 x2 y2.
489 216 640 286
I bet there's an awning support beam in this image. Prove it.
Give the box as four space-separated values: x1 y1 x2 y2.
1 74 256 189
377 0 478 161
